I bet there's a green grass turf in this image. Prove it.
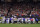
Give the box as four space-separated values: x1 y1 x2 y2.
38 21 40 22
0 24 40 27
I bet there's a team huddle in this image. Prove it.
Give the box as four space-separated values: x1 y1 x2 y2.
0 16 37 24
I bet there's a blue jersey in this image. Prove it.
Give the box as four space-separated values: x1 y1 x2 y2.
36 18 38 21
23 18 25 21
30 18 32 19
10 18 11 20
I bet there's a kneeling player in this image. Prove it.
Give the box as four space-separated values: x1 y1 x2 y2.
17 18 21 24
28 18 31 24
13 18 17 23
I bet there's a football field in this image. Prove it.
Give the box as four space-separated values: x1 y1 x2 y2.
0 24 40 27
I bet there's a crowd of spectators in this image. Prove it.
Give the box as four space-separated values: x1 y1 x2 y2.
0 3 40 18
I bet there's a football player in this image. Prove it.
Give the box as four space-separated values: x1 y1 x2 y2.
2 16 5 23
11 17 14 24
6 18 10 24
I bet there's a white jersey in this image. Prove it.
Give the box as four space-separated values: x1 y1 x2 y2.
28 18 30 21
32 18 35 23
17 18 20 21
25 18 27 21
33 18 35 21
17 18 21 21
14 16 16 18
11 17 13 20
13 18 17 21
21 18 23 21
7 18 10 21
11 17 14 23
2 16 5 21
6 18 10 23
